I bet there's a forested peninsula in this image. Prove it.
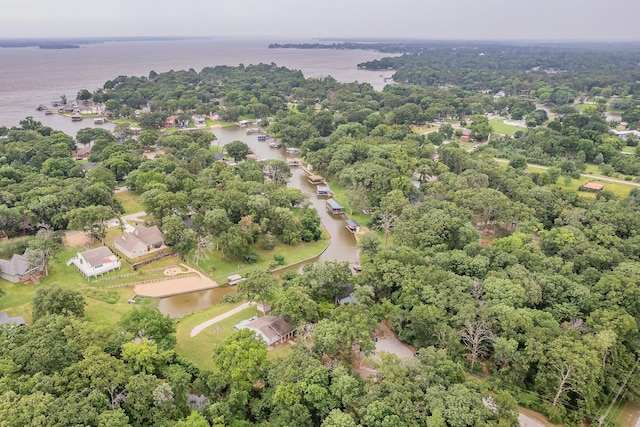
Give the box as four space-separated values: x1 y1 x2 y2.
1 41 640 426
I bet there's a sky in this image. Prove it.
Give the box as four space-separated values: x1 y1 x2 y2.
1 0 640 42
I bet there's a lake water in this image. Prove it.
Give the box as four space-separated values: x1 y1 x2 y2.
158 125 361 318
0 37 395 131
0 37 382 317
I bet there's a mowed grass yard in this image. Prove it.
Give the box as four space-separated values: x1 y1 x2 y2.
489 118 525 136
0 246 140 325
175 303 292 370
522 163 635 199
195 235 329 284
114 190 144 214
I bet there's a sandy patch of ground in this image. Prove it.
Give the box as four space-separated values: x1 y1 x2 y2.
63 231 89 248
134 274 219 298
164 267 183 276
142 149 165 160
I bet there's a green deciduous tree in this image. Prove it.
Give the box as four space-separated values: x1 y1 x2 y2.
212 329 267 384
33 286 86 320
119 306 176 350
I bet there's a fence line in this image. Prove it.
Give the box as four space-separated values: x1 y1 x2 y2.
92 265 179 283
105 272 199 289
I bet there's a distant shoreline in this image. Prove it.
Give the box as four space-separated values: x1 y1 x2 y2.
0 36 210 49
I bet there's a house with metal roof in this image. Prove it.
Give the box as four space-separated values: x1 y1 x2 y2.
68 246 121 279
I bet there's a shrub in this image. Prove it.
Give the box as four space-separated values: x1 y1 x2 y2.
84 288 120 304
244 250 259 264
260 233 276 250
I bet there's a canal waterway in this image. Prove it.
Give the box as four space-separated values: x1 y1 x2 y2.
156 125 360 317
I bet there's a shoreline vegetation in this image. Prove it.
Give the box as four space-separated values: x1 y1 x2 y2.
3 40 640 425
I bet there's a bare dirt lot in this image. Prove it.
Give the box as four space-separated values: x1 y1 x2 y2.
63 231 89 248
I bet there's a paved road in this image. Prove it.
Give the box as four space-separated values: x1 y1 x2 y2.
518 413 545 427
190 302 255 338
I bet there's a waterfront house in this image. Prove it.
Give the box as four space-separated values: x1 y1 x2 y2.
0 252 42 283
113 225 164 259
68 246 121 279
235 316 295 347
194 115 206 127
326 198 345 215
74 146 91 160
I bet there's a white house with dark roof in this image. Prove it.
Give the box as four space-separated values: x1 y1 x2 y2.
0 252 41 283
68 246 121 278
113 225 164 259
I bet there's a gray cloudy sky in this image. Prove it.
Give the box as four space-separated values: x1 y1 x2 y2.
1 0 639 41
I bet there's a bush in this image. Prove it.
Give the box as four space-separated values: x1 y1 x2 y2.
280 271 299 281
0 237 31 259
273 254 285 266
84 288 120 304
260 233 276 250
244 250 259 264
221 294 244 304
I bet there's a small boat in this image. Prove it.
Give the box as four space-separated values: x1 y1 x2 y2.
287 157 300 166
71 112 83 121
285 147 300 155
269 141 282 148
93 117 105 124
257 134 267 141
44 109 54 115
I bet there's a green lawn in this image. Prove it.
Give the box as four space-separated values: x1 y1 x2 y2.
621 146 637 154
0 246 140 325
614 400 640 427
175 303 291 370
489 118 525 136
114 190 143 214
194 236 329 284
513 161 635 199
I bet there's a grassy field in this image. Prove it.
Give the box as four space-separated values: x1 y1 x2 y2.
614 400 640 427
0 246 140 325
489 118 525 136
412 124 440 134
621 146 637 154
175 303 292 370
114 190 144 214
194 235 329 284
528 169 631 199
